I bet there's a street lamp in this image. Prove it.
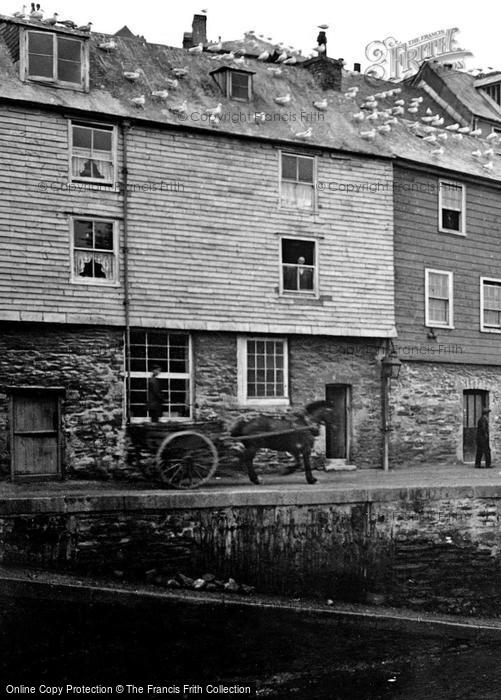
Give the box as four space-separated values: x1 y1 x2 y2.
382 347 402 380
381 342 401 471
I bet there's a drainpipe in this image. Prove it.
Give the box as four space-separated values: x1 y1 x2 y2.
122 120 132 423
381 339 390 471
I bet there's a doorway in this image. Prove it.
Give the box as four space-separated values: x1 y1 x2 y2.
325 384 351 460
463 390 489 463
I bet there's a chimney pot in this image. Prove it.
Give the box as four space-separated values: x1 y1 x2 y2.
354 62 361 73
192 13 207 46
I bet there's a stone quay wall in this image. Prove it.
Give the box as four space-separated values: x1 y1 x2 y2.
1 488 501 618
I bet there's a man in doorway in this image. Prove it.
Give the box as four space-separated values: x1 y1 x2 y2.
475 408 492 468
147 365 163 423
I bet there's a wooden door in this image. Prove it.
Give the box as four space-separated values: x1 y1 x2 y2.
9 389 64 480
463 390 488 463
325 384 351 460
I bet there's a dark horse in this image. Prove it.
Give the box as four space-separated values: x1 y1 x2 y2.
229 401 336 485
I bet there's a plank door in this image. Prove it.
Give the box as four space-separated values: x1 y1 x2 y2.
325 384 351 460
463 390 489 463
10 392 63 480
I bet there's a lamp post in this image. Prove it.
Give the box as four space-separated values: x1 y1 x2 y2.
381 342 402 471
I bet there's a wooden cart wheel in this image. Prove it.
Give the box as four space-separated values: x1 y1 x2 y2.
156 431 218 489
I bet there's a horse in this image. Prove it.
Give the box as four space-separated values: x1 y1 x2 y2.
229 401 336 485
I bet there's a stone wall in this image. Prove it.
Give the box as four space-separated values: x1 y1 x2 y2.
389 361 501 467
0 322 125 479
3 490 501 617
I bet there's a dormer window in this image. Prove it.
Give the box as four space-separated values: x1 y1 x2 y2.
210 66 254 101
21 29 88 90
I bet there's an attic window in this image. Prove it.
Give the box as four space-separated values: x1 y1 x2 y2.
22 29 87 89
211 67 254 101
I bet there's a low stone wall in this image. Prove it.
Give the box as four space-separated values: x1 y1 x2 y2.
2 486 501 618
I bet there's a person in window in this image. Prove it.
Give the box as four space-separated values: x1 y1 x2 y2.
475 408 492 468
147 366 163 423
297 256 313 290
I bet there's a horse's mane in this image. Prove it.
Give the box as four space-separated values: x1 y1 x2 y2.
304 400 329 415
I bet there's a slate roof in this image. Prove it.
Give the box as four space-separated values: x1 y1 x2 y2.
1 14 501 183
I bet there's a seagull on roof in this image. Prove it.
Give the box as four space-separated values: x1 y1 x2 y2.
43 11 58 25
59 19 77 28
207 41 223 52
313 98 328 111
431 116 444 127
99 40 117 51
151 89 169 100
486 129 498 141
274 93 291 105
472 149 482 158
392 106 404 115
318 24 329 29
123 69 142 81
394 99 405 106
377 124 391 134
219 51 235 60
233 56 246 65
483 148 494 157
452 133 463 141
431 146 444 156
205 103 222 117
172 67 189 77
360 129 376 140
277 50 289 62
257 50 270 61
295 127 312 140
13 5 27 19
423 134 437 143
76 22 92 32
408 106 419 114
283 56 297 65
188 42 204 54
352 111 365 122
30 3 43 20
437 132 448 142
470 128 482 137
169 99 188 115
366 111 379 121
130 95 145 108
483 161 494 171
314 44 326 53
458 126 471 134
267 67 282 76
166 78 179 89
446 123 460 131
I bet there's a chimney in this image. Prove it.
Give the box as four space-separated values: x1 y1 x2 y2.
302 56 344 91
354 62 361 73
191 13 207 46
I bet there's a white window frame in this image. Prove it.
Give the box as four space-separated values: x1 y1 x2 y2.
438 179 466 236
279 236 319 297
228 70 252 101
279 151 316 212
480 276 501 333
128 332 193 423
68 120 117 186
69 216 119 286
20 28 89 91
237 336 289 406
425 268 454 329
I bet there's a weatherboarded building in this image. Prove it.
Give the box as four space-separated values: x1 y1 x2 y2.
0 14 398 479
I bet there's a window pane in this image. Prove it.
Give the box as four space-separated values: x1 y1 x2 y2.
94 222 114 250
441 183 462 210
442 209 460 231
58 37 81 61
429 299 448 324
73 220 93 248
282 239 315 265
58 59 81 84
298 157 314 183
73 126 92 149
130 330 146 345
28 32 53 55
281 154 297 180
93 129 113 152
29 54 53 78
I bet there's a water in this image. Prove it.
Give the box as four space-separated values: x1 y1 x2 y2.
1 594 501 698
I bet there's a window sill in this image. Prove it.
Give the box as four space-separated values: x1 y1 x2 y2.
70 178 116 187
480 327 501 334
425 323 455 330
70 279 120 287
438 227 466 237
239 398 290 407
25 77 86 92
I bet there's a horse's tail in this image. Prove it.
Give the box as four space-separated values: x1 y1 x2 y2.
229 418 247 437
